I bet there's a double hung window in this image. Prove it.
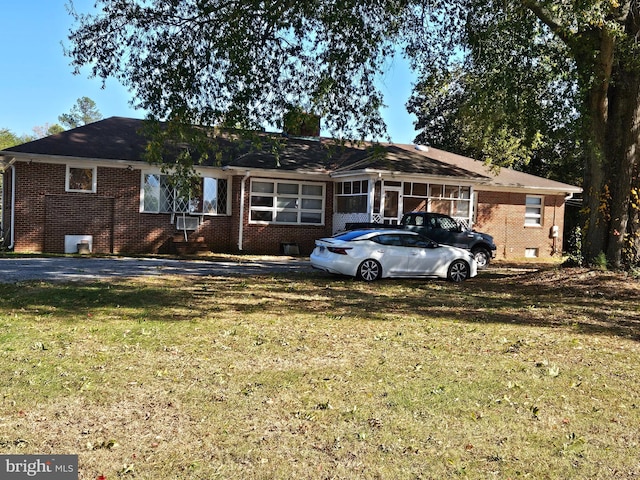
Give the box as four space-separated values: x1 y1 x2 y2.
525 195 543 226
250 180 324 225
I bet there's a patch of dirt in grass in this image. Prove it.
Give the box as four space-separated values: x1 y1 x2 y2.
478 265 640 339
512 266 640 299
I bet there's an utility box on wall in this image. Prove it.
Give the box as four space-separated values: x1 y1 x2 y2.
64 235 93 254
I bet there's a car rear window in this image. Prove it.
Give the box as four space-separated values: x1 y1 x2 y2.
371 234 404 246
333 230 371 241
403 214 424 226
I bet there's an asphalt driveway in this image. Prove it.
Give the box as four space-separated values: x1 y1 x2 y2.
0 256 312 283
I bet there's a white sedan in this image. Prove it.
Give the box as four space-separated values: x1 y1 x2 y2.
310 229 477 282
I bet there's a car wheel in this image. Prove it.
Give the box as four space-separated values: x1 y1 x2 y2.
357 259 382 281
448 260 470 282
472 248 491 270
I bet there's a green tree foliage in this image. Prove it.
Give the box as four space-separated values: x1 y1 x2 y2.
406 1 640 267
65 1 407 139
406 3 583 184
0 129 23 150
65 0 640 267
32 123 65 139
58 96 103 129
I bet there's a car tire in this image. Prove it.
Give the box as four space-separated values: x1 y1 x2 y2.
472 248 491 270
357 259 382 281
447 260 470 282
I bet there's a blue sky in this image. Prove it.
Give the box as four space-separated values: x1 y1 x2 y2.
0 1 418 144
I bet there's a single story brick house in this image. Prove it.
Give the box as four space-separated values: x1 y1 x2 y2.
0 117 581 260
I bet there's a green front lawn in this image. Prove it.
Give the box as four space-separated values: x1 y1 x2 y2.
1 266 638 479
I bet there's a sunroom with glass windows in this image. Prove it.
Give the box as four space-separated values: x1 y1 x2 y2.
332 176 475 233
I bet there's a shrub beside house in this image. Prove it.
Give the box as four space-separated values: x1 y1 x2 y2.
0 117 581 260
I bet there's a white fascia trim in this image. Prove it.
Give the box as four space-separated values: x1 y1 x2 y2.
475 184 583 195
330 169 479 187
6 152 148 170
330 168 583 195
222 165 331 181
138 164 231 178
330 169 402 179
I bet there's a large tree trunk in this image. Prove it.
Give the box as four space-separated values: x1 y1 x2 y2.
604 6 640 268
605 66 640 268
629 179 640 265
578 30 615 264
523 0 640 268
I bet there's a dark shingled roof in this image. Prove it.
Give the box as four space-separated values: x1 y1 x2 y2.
4 117 149 161
1 117 581 193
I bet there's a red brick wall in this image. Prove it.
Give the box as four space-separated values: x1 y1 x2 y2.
44 195 114 252
12 161 236 254
9 160 568 259
474 190 566 260
12 162 60 252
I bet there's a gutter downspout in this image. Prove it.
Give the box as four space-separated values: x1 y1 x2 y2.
238 171 251 251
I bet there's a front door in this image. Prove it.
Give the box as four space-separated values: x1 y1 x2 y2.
382 187 401 225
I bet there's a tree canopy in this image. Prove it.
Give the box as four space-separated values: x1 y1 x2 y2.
58 96 103 129
66 0 415 139
66 0 640 268
1 97 102 146
406 4 583 185
405 0 640 267
0 129 23 151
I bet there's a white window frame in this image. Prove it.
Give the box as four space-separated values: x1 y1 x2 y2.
249 179 325 225
402 182 472 224
141 173 230 215
66 165 97 193
525 247 539 258
335 179 369 214
525 195 544 227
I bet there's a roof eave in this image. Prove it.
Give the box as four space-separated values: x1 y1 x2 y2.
330 168 487 183
0 153 16 171
479 183 583 195
221 165 332 180
1 151 149 169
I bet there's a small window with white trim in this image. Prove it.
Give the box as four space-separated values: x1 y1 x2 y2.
66 165 96 193
525 195 543 226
